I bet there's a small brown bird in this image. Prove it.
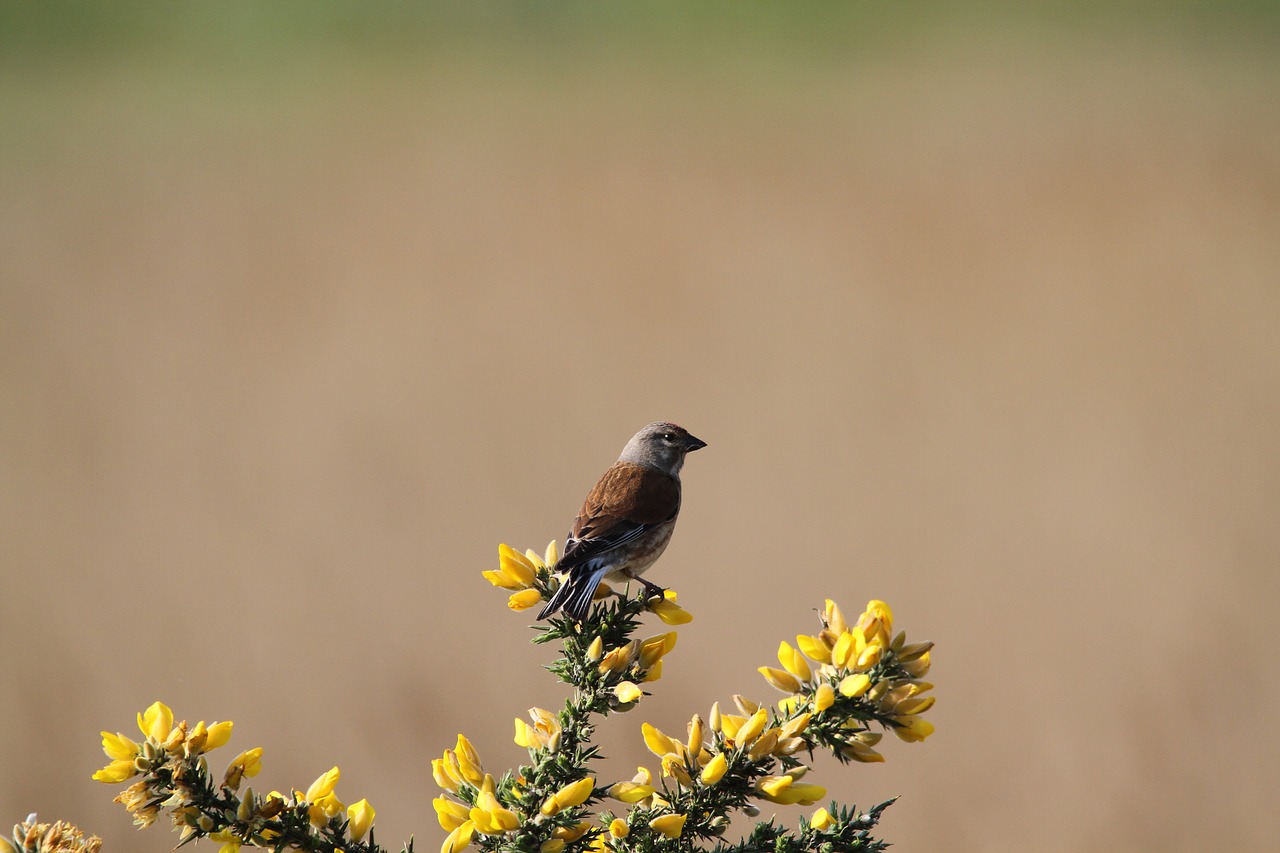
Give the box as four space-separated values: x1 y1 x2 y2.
537 422 707 621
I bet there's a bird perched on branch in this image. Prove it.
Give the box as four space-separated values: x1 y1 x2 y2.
537 422 706 621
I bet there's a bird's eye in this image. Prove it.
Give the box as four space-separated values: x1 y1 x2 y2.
661 432 675 441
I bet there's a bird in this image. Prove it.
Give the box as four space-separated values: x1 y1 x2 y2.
537 422 707 621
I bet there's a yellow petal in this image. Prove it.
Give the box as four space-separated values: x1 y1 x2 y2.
441 820 475 853
434 797 471 831
205 721 233 751
686 714 704 755
778 641 812 681
497 544 536 587
893 695 935 716
641 722 678 757
347 799 375 842
892 716 935 742
648 814 686 839
137 701 174 742
778 712 812 739
483 570 523 591
814 683 835 712
838 673 871 698
823 599 849 635
810 807 833 830
649 598 693 625
759 666 801 694
758 775 793 797
855 643 883 670
614 681 643 704
796 634 833 665
544 540 560 567
699 752 727 785
508 589 543 611
607 781 654 804
832 633 856 669
91 758 136 783
748 729 780 760
735 709 768 746
608 818 629 838
305 766 340 802
101 731 139 761
553 777 595 809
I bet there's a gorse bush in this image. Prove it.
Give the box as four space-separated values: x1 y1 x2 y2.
19 542 935 853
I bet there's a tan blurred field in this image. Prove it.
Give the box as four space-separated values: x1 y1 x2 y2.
3 9 1279 853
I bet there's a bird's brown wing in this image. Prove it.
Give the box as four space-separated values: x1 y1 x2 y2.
558 463 681 568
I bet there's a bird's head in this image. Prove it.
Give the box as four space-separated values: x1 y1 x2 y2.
619 422 707 475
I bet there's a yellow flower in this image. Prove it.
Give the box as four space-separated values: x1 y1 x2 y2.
435 796 471 831
855 643 883 670
553 823 594 843
810 807 834 830
137 701 174 742
778 641 812 681
831 632 857 670
441 820 475 853
902 650 932 678
758 777 826 805
508 589 543 610
93 729 142 782
347 799 375 842
205 721 233 752
759 666 802 693
598 640 638 675
839 673 871 698
660 753 693 787
892 716 935 742
91 758 136 784
858 600 894 645
796 633 833 664
840 741 884 762
542 777 595 815
586 636 604 661
778 712 811 739
735 709 768 746
648 814 686 838
471 775 520 834
486 544 538 589
641 722 679 757
813 682 835 712
648 590 693 625
686 714 704 754
638 632 678 669
607 781 655 804
608 818 629 838
892 695 935 716
699 752 727 785
613 682 643 704
305 766 340 802
433 757 462 792
223 747 264 789
454 735 485 785
642 661 663 683
823 599 849 635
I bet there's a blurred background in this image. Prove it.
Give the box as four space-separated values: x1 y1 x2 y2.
3 3 1278 851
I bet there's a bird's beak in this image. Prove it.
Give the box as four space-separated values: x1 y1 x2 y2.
684 435 707 452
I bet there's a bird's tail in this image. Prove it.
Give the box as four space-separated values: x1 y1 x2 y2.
537 563 609 622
